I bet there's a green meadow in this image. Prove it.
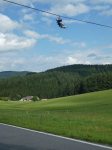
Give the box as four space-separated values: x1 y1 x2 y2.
0 89 112 146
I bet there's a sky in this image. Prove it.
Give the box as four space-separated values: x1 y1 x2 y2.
0 0 112 72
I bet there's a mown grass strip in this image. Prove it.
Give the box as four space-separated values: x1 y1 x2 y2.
0 89 112 146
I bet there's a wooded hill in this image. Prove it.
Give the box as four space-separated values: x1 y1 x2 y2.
0 71 30 80
0 64 112 100
46 64 112 77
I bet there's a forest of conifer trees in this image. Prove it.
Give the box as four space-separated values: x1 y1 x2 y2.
0 64 112 100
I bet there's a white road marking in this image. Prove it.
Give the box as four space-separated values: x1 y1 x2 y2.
0 123 112 149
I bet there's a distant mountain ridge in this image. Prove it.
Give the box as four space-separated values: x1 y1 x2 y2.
0 71 13 73
0 71 30 80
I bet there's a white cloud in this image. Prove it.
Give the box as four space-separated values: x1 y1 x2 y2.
90 0 112 4
1 48 112 72
10 0 86 5
30 3 35 8
99 9 112 16
5 0 35 5
0 0 86 13
71 42 87 48
39 0 85 4
41 17 53 25
0 1 8 11
87 53 97 57
0 13 21 32
85 61 91 64
24 30 43 39
100 44 112 49
65 57 78 64
24 30 71 44
11 58 25 67
43 3 90 17
49 36 71 44
93 5 110 10
21 8 30 14
0 32 36 52
23 14 34 21
71 43 79 46
22 12 39 23
103 62 111 64
0 57 26 71
63 20 83 24
80 42 87 47
0 55 78 72
107 44 112 48
2 0 86 8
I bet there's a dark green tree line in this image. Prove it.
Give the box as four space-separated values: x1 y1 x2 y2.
0 70 112 100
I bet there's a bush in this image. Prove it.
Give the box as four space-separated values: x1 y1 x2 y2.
0 97 9 101
16 94 22 100
31 96 38 101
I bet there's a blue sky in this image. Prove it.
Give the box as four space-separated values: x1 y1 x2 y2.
0 0 112 72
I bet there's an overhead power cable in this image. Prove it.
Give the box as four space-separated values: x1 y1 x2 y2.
3 0 112 29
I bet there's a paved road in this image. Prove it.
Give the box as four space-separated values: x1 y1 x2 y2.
0 123 112 150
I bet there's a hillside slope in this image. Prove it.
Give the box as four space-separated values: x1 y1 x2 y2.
0 89 112 146
0 71 112 99
0 71 29 80
46 64 112 77
1 89 112 111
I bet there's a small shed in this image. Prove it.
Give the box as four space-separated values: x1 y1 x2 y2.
41 99 47 101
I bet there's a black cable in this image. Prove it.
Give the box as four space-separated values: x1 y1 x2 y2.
3 0 112 29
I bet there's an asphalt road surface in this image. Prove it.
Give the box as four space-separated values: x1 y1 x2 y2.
0 123 112 150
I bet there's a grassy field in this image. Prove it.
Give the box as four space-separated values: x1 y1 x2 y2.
0 89 112 146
